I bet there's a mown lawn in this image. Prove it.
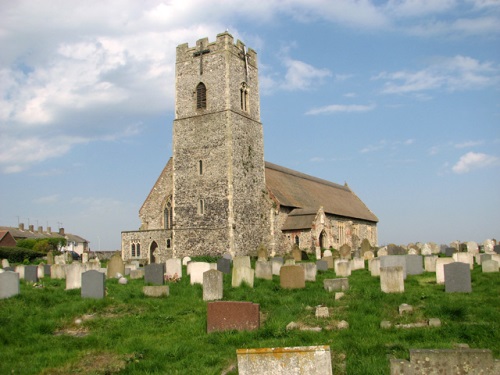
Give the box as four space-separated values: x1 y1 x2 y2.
0 261 499 374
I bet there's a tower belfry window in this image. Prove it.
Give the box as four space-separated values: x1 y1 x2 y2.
196 82 206 109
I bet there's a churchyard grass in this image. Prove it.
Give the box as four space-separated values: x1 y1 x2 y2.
0 263 498 374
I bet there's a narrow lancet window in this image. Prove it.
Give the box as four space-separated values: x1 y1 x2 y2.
196 82 207 109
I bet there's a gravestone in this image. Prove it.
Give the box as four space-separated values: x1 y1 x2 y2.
467 241 479 254
189 262 211 285
360 238 372 256
322 256 334 269
81 270 105 299
233 256 251 269
300 263 317 282
232 266 254 288
316 260 328 271
323 278 349 292
406 255 423 275
335 260 351 277
46 251 54 265
15 265 25 279
271 257 283 276
380 266 404 293
143 285 169 297
380 255 407 279
444 262 471 293
280 265 305 289
363 250 375 260
444 247 456 257
255 261 272 280
203 269 223 301
2 259 10 268
217 258 231 274
236 346 333 375
424 255 438 272
479 253 492 265
494 245 500 254
370 258 381 277
377 247 388 257
482 260 499 273
51 264 66 279
130 269 145 279
144 263 165 285
207 301 260 333
24 265 38 283
323 249 333 258
182 256 191 266
0 271 20 299
351 257 365 271
222 253 232 260
387 244 406 255
106 253 125 279
483 239 495 253
81 253 89 263
284 259 295 266
453 252 473 270
37 264 45 279
436 258 455 284
257 245 268 261
166 258 182 279
66 263 84 290
44 264 51 277
291 245 302 261
339 244 351 259
420 243 432 256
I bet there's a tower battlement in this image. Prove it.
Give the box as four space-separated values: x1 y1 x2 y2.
176 32 257 68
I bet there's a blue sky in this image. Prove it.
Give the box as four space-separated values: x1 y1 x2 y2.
1 0 499 250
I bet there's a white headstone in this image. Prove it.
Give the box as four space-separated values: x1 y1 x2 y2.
435 258 455 284
66 263 84 290
189 262 211 285
166 258 182 279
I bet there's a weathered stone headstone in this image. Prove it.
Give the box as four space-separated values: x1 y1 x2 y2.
255 261 272 280
280 265 305 289
81 270 105 299
360 238 372 256
479 253 492 265
284 258 296 266
323 256 334 269
66 263 84 290
44 264 51 277
406 255 423 275
222 253 232 260
377 247 388 257
380 266 404 293
166 258 182 279
24 265 38 283
207 301 260 333
444 262 471 293
483 239 495 253
323 249 333 258
316 306 330 318
380 255 407 279
351 257 365 271
189 262 210 285
2 259 10 268
387 244 407 255
363 250 374 260
145 263 165 285
300 263 317 282
130 269 145 279
232 266 254 288
370 258 381 277
453 252 473 270
81 253 89 263
316 260 328 271
37 264 45 279
237 346 333 375
424 255 438 272
420 243 432 256
50 264 65 279
15 265 25 279
203 269 223 301
0 271 20 299
143 285 169 297
323 278 349 292
444 247 456 257
466 241 479 254
233 256 251 269
257 245 268 261
46 251 54 265
339 244 351 259
106 253 125 279
217 258 231 274
182 256 191 266
291 246 302 261
436 258 455 284
482 259 499 273
271 257 283 276
335 260 351 277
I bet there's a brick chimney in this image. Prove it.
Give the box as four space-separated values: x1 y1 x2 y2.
47 226 52 234
59 227 65 235
19 223 25 230
38 226 43 233
29 224 34 232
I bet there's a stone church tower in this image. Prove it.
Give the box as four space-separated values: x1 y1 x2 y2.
172 32 269 256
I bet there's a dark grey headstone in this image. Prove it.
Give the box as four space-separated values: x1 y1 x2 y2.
81 270 105 299
406 255 423 275
380 255 407 279
0 271 20 299
217 258 231 274
44 264 51 277
272 257 284 264
24 265 38 283
494 245 500 254
144 263 165 285
445 247 456 257
444 262 471 293
316 260 328 271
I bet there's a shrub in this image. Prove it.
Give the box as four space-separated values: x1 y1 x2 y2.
0 246 45 263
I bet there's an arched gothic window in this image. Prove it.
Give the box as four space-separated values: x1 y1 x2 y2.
136 243 141 257
295 235 300 246
196 82 207 109
131 243 136 257
164 200 173 229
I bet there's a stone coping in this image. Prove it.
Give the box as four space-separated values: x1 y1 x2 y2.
237 345 330 355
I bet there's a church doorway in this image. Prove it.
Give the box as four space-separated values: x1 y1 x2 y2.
150 241 158 264
319 230 327 250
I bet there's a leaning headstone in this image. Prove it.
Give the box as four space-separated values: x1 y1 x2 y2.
335 260 351 277
316 260 328 271
436 258 455 284
236 346 333 375
233 256 251 269
166 258 182 280
203 269 223 301
66 263 84 290
2 259 10 268
300 263 317 282
406 255 423 275
207 301 260 333
380 255 407 279
280 265 305 289
444 262 471 293
255 261 272 280
189 262 211 285
380 266 404 293
81 270 105 299
130 269 145 279
24 265 38 283
482 260 499 273
144 263 165 285
217 258 231 274
232 266 254 288
424 255 438 272
0 271 20 299
106 253 125 279
323 278 349 292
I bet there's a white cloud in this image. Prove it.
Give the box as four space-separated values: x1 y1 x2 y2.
385 0 457 18
452 151 500 173
454 140 484 148
306 103 376 115
34 194 60 204
360 138 414 153
281 58 332 91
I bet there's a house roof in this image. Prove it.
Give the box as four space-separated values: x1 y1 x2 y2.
0 226 88 243
265 162 378 224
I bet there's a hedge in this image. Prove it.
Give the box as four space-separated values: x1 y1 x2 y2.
0 247 45 263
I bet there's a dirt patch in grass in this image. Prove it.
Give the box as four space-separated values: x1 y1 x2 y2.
40 351 133 375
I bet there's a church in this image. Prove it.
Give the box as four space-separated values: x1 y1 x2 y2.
121 32 378 263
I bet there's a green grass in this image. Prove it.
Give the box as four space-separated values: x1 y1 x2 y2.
0 263 499 374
